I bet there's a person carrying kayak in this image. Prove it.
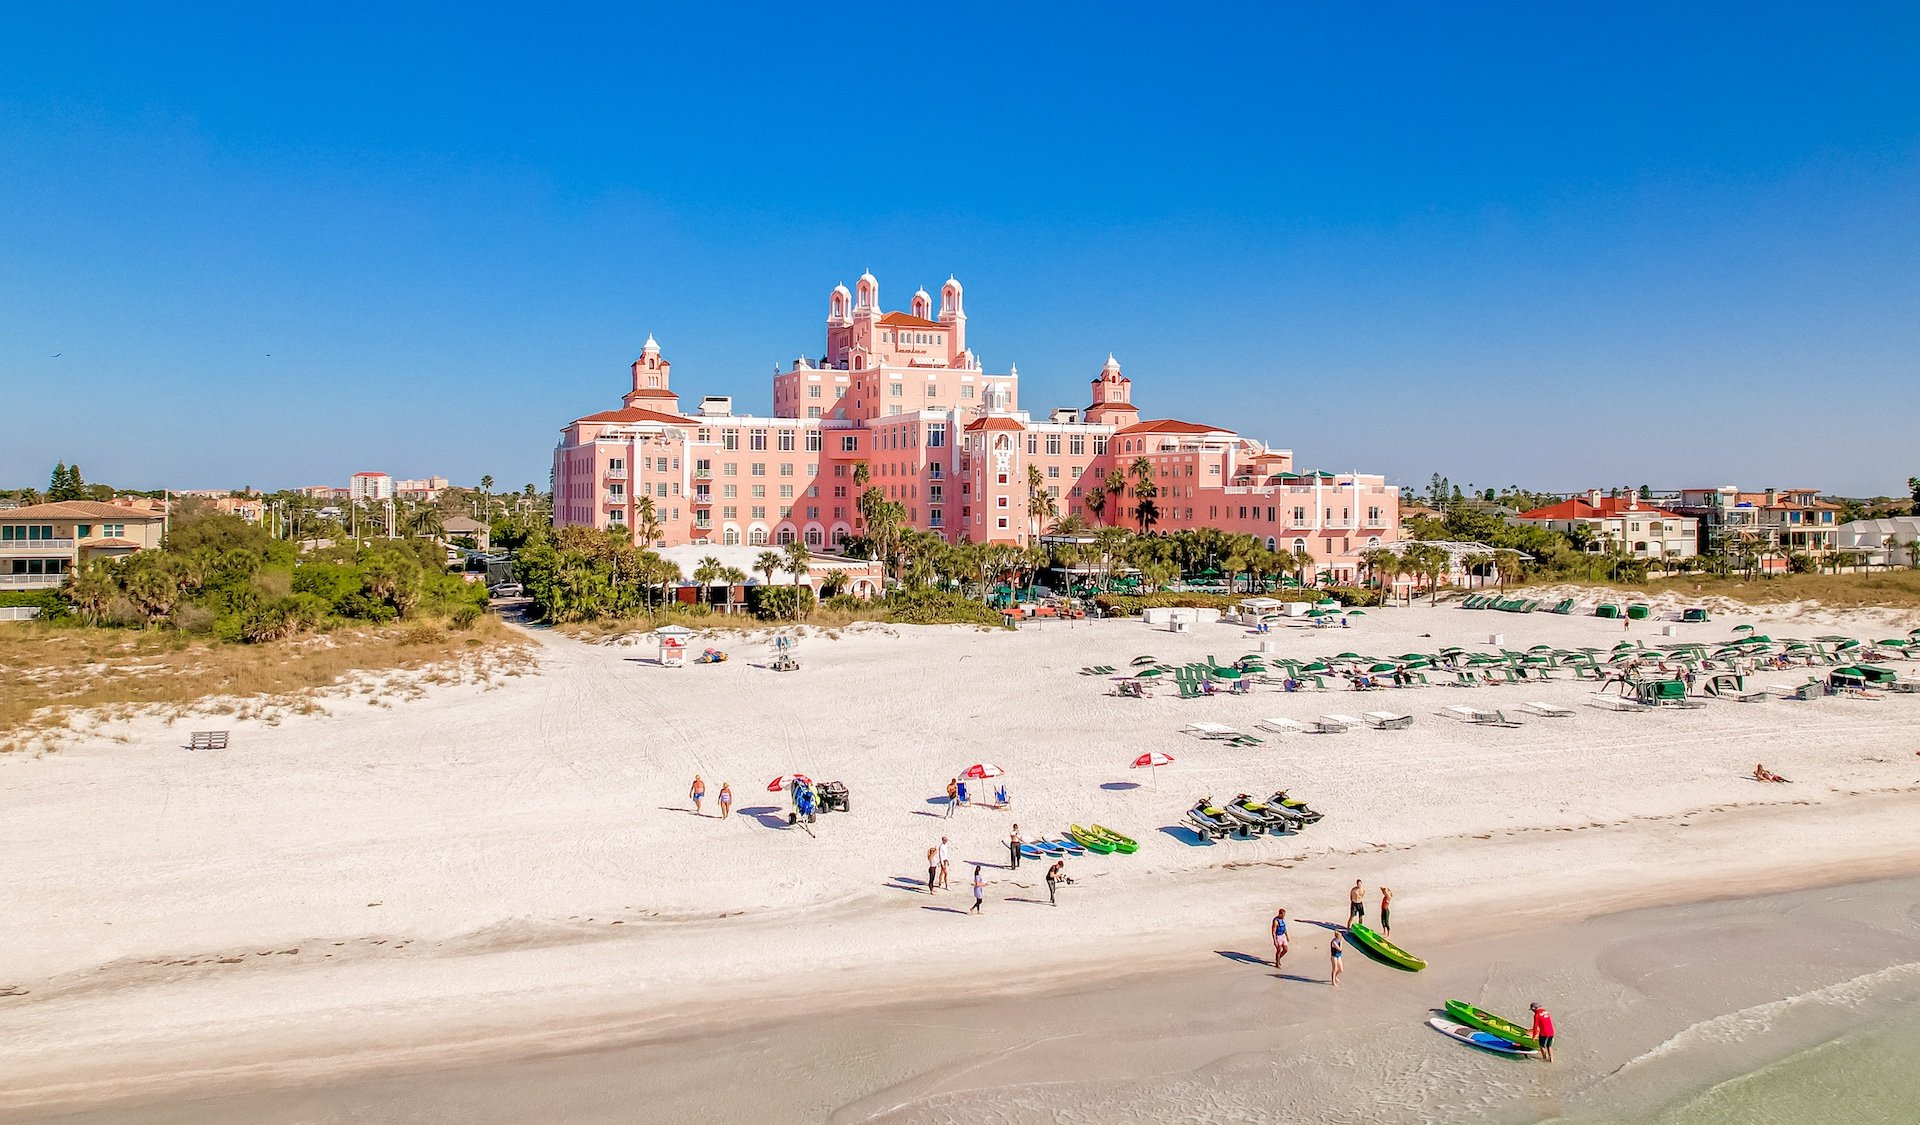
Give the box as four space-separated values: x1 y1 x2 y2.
1529 1003 1555 1061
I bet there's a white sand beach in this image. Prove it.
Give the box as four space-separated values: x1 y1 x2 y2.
5 601 1920 1121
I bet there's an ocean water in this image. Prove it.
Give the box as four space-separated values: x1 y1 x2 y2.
1646 1005 1920 1125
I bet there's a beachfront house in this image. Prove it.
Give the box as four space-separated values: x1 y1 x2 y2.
1835 517 1920 568
551 273 1399 583
0 500 167 590
1509 492 1698 561
1672 487 1839 566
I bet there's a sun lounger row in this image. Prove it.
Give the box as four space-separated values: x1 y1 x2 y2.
1254 711 1414 734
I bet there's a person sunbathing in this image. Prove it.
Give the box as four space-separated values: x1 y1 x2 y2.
1753 763 1789 783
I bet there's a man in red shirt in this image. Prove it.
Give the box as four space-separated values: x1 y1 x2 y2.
1529 1002 1556 1061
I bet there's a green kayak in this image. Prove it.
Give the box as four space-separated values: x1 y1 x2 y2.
1090 824 1138 853
1067 824 1116 854
1444 1000 1539 1050
1348 922 1426 971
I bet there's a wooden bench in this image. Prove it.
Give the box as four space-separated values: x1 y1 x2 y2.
188 730 229 751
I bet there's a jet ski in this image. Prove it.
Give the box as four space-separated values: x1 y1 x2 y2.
1219 798 1273 836
1228 793 1298 833
1186 798 1239 840
1266 790 1324 825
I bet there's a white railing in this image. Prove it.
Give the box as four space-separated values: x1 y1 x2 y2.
0 538 76 552
0 573 64 589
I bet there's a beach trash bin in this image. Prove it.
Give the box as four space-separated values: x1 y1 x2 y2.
1259 640 1277 654
1661 625 1678 637
1489 633 1503 646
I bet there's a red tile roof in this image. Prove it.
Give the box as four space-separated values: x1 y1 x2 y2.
1 501 166 521
1114 418 1232 436
879 311 944 329
1516 497 1686 521
82 537 142 549
575 406 691 425
964 416 1026 432
623 387 679 399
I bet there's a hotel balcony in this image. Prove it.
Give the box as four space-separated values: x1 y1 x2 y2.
604 494 628 507
605 468 627 480
0 572 66 589
693 469 712 480
692 491 713 505
0 538 77 556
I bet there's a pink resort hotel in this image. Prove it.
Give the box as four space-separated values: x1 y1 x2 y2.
553 274 1399 581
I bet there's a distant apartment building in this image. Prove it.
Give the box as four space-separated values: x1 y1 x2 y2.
1510 491 1698 559
212 497 265 523
394 476 450 501
551 273 1399 580
348 472 394 502
298 485 348 500
0 500 167 590
1673 487 1839 560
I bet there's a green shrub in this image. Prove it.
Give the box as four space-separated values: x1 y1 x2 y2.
882 589 1011 627
748 584 815 620
1317 586 1381 607
1093 592 1242 616
448 604 482 629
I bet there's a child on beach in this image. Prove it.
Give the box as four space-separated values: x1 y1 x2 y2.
690 775 706 816
969 865 985 914
1329 932 1344 986
1271 908 1289 969
718 783 732 818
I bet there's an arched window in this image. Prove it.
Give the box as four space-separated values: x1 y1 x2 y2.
777 528 796 545
749 527 769 546
833 528 850 547
1293 538 1308 554
722 527 740 546
1367 536 1380 548
1265 537 1277 551
805 527 823 547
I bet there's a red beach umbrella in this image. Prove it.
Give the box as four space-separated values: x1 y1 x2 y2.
960 763 1005 780
767 774 812 792
1130 751 1174 786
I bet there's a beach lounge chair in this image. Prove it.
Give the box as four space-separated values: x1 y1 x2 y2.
1080 664 1117 676
1313 713 1360 734
1587 693 1645 711
1520 701 1574 718
1256 717 1305 734
1362 710 1413 730
1442 705 1485 722
188 730 229 751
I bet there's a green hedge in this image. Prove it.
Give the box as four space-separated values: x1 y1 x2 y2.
1095 587 1379 616
881 589 1012 628
747 584 816 620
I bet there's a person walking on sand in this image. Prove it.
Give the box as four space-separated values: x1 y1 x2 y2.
1271 907 1290 970
969 865 985 914
1329 932 1344 987
944 777 960 818
937 836 951 890
1380 887 1393 937
1348 880 1366 926
926 846 938 894
690 775 706 816
1009 824 1023 870
718 782 732 819
1529 1003 1556 1061
1046 860 1065 906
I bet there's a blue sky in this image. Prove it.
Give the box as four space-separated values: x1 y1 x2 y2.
3 3 1916 496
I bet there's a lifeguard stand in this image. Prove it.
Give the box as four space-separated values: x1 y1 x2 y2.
770 634 800 672
656 625 693 668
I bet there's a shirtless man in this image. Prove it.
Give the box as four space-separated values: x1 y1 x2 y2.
1347 880 1366 925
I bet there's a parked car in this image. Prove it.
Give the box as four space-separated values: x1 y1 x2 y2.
488 582 524 599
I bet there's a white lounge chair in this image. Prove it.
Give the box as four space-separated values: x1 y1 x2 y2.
1587 693 1644 711
1520 701 1574 718
1443 705 1486 722
1362 710 1413 730
1182 721 1235 740
1314 713 1360 733
1256 717 1305 734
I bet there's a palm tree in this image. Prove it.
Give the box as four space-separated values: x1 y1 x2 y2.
1103 466 1128 527
1493 550 1523 592
720 566 748 614
782 540 812 620
755 550 784 590
478 474 494 521
1127 458 1158 534
1084 486 1107 526
1026 463 1057 544
1463 551 1494 589
635 495 662 548
692 556 723 610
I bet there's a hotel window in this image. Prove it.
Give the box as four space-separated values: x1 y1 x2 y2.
75 524 92 537
749 430 768 451
655 457 669 472
723 462 738 477
889 384 902 397
1045 435 1060 455
778 431 795 451
695 459 711 476
887 405 903 415
1047 486 1060 500
1292 507 1306 523
2 525 55 540
805 430 821 450
752 463 767 476
929 509 943 528
752 485 766 498
1047 466 1059 479
780 485 794 499
1209 464 1221 475
833 485 847 498
962 385 974 399
102 523 125 538
722 429 739 450
722 506 738 519
928 463 942 479
696 429 712 443
723 484 738 498
752 506 766 520
780 463 794 477
807 385 821 399
807 408 822 419
841 436 859 453
929 484 944 502
1093 436 1108 455
996 517 1009 529
1026 435 1038 454
996 496 1009 508
608 458 625 473
996 473 1009 486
